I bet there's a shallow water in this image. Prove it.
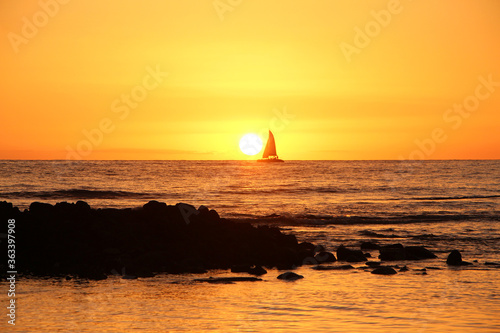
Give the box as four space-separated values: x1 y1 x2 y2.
2 264 499 332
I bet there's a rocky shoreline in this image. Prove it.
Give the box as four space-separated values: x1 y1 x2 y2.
0 201 317 280
0 201 487 281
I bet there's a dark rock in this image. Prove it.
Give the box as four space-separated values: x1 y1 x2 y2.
371 267 397 275
28 202 54 216
312 265 354 270
485 262 500 266
143 200 168 212
85 271 108 281
364 253 371 258
379 244 436 261
379 244 406 261
6 200 315 278
248 265 267 276
446 250 472 266
314 251 337 263
337 245 367 262
298 242 316 252
314 244 326 252
277 272 304 280
365 261 381 268
231 264 252 273
360 241 380 250
399 265 409 272
446 250 462 265
405 246 437 260
198 205 209 215
195 277 262 283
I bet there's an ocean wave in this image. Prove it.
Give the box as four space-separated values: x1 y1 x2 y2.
230 212 499 226
398 194 500 201
0 189 159 200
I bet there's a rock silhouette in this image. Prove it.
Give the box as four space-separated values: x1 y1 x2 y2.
446 250 472 266
1 200 315 280
379 244 436 261
337 245 367 262
371 267 397 275
314 251 337 263
277 272 304 280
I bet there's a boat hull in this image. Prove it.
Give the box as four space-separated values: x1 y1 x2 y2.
257 158 284 162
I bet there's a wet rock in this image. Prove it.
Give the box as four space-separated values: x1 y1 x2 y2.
337 245 367 262
195 277 262 283
231 264 252 273
312 265 354 271
485 262 500 267
314 251 337 263
379 244 406 261
378 244 436 261
7 200 317 278
405 246 437 260
299 242 316 251
277 272 304 280
298 242 316 252
248 265 267 276
314 244 326 252
399 265 409 272
446 250 472 266
371 267 397 275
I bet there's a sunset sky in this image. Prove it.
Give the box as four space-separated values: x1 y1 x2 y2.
1 0 499 160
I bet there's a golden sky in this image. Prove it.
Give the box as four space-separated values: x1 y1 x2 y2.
1 0 499 160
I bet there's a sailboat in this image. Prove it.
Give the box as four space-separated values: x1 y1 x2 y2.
257 130 284 162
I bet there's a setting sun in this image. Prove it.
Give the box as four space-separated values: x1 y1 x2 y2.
239 133 263 156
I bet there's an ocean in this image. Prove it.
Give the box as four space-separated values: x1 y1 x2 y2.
1 160 499 332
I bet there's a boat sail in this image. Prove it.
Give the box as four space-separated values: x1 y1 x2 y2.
257 130 284 162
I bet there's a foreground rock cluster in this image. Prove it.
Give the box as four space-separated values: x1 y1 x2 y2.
0 201 315 280
0 201 480 280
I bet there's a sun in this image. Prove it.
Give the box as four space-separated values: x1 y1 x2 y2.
239 133 263 156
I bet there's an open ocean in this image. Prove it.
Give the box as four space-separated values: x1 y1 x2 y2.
1 160 499 332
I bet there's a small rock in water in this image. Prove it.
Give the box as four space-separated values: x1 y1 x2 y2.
446 250 472 266
371 267 397 275
277 272 304 280
314 251 337 263
399 265 409 272
195 277 262 283
311 265 354 271
337 245 367 262
485 262 500 267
